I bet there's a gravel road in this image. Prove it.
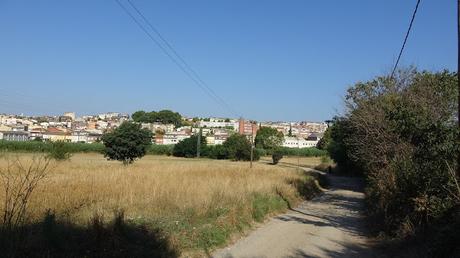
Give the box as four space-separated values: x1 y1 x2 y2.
213 173 379 258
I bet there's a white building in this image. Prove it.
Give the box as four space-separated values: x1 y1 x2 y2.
283 136 319 148
64 112 76 120
206 135 228 145
197 120 238 131
98 112 120 120
0 131 30 141
155 132 190 145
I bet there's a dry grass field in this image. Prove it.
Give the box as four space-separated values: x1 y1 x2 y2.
0 153 323 256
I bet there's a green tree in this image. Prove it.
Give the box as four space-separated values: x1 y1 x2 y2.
131 111 147 122
155 110 178 126
172 135 206 158
254 127 284 150
101 122 152 165
316 126 331 150
223 134 258 161
131 110 182 127
207 144 228 159
328 68 459 239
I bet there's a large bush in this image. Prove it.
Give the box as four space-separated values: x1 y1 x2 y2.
172 135 206 158
327 69 459 237
271 149 283 165
148 144 174 156
222 134 259 161
206 145 228 159
47 141 72 161
101 122 153 165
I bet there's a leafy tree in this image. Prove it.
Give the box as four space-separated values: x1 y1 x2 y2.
206 144 228 159
254 127 284 150
223 134 259 161
130 110 182 127
224 118 231 122
101 122 152 165
131 111 147 122
156 110 182 127
316 126 331 150
172 135 206 158
328 68 459 239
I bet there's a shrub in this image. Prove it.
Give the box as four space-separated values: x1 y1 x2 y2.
172 135 206 158
148 144 174 156
254 148 267 157
48 141 72 161
206 145 228 159
222 134 258 161
271 149 283 165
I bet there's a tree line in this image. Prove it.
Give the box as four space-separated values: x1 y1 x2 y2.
131 110 182 127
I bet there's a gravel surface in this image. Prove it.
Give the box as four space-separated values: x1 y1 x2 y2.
213 173 379 258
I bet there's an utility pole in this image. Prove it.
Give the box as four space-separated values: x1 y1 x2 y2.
298 139 300 169
197 127 202 158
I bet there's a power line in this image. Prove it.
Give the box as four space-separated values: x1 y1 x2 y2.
126 0 240 117
115 0 241 118
391 0 421 78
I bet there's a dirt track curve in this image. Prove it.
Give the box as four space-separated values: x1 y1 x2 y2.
213 172 380 258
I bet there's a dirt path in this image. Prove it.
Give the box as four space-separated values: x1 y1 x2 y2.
213 173 378 258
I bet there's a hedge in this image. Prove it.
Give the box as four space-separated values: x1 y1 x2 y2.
0 140 105 153
0 140 175 156
0 140 327 157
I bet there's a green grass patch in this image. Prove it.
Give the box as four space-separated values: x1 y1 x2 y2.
251 193 288 222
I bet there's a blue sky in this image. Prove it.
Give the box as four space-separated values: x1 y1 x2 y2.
0 0 456 121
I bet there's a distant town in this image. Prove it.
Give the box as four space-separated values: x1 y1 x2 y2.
0 111 328 148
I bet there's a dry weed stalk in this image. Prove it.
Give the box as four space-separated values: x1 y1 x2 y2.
0 154 52 230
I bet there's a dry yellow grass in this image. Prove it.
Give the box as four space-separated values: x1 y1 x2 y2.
0 153 317 253
0 152 326 256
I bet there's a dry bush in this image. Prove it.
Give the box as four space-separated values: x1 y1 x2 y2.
0 154 52 230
